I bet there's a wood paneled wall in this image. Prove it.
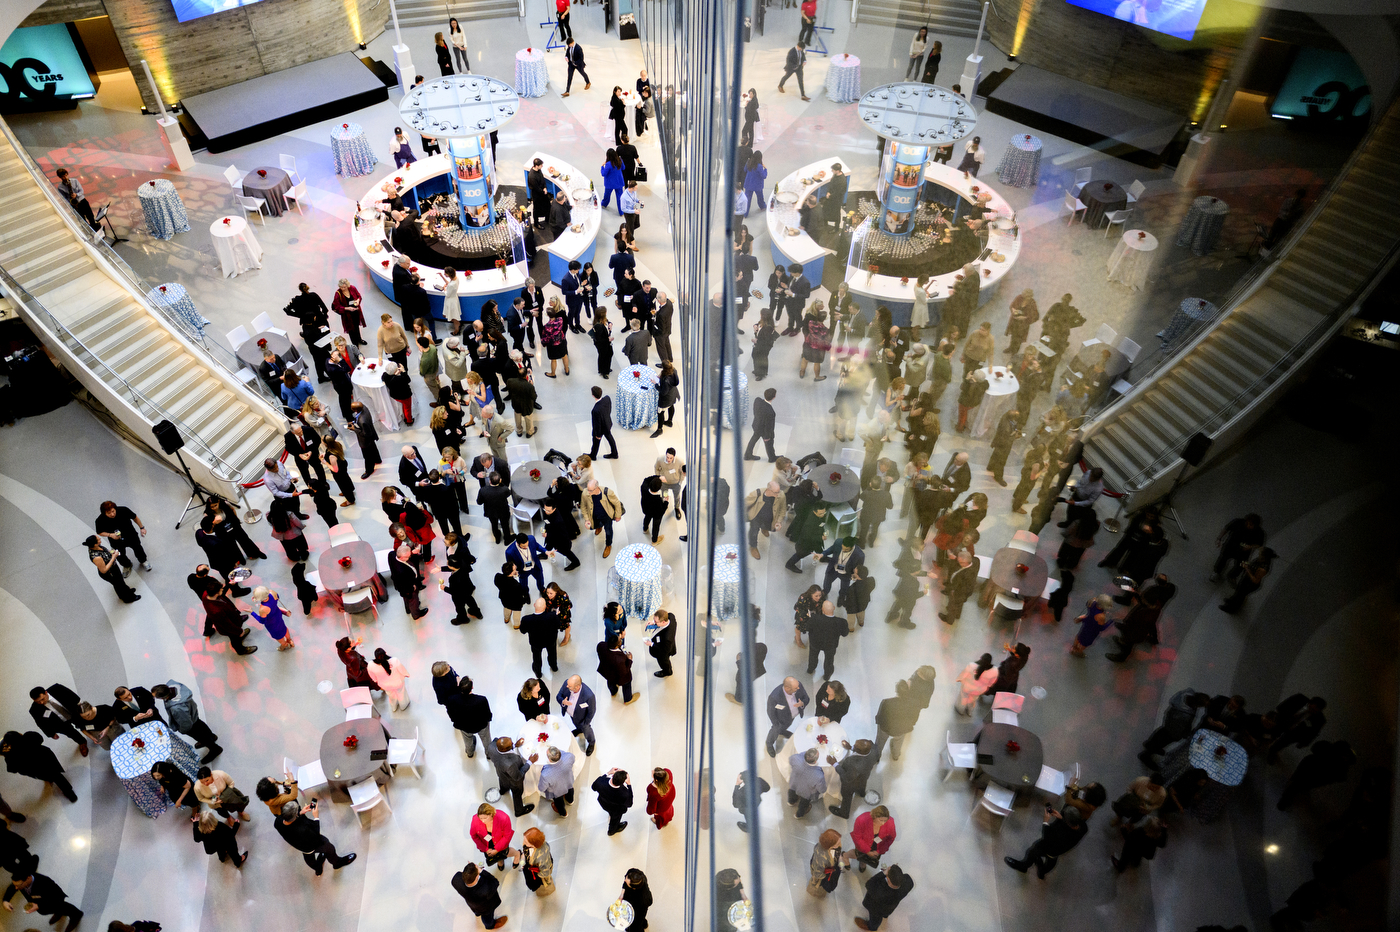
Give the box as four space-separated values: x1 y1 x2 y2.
19 0 108 28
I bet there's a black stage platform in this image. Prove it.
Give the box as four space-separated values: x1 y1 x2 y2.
181 53 389 153
982 64 1184 168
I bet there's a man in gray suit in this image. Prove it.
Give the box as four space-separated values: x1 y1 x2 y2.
538 746 577 816
829 739 878 818
787 747 827 818
485 737 535 818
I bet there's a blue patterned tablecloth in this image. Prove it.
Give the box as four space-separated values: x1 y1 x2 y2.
720 365 749 429
1188 729 1248 786
1175 195 1229 256
136 178 190 240
996 135 1042 189
1159 297 1217 345
515 49 549 99
616 365 659 430
615 543 664 618
110 721 201 818
711 544 742 619
825 55 861 104
146 282 208 335
331 123 377 177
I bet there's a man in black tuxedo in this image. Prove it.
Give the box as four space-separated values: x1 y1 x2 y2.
777 42 810 101
563 38 590 96
650 290 674 363
398 444 431 501
942 451 971 501
27 688 88 755
784 264 812 334
734 240 759 327
283 422 325 486
647 610 677 677
389 545 428 619
764 676 809 757
111 686 164 728
348 401 380 479
527 158 550 227
589 386 619 459
744 387 778 462
591 769 633 835
938 549 978 624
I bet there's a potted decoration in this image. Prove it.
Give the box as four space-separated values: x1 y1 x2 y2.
338 556 353 569
343 734 359 752
256 169 267 178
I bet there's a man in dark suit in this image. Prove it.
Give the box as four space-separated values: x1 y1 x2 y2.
591 769 633 835
986 409 1022 486
274 799 356 875
548 191 572 239
784 264 812 334
1 867 83 929
111 686 163 728
505 534 552 598
607 248 635 293
391 256 426 333
257 349 289 394
27 688 87 755
1004 804 1087 877
938 549 978 624
476 473 512 544
646 610 677 677
822 163 849 229
485 736 534 817
398 444 432 501
942 451 971 501
765 676 809 757
727 629 768 705
818 536 864 601
527 158 550 226
444 677 493 757
806 601 849 680
562 261 585 332
283 422 325 486
519 280 544 345
389 545 429 620
348 401 380 479
778 41 810 101
734 240 759 326
556 675 598 755
829 739 878 818
649 291 675 363
744 387 778 462
623 320 652 365
589 385 619 459
562 37 590 96
452 862 505 930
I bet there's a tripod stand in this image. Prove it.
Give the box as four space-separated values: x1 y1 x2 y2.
1156 461 1191 540
173 449 214 529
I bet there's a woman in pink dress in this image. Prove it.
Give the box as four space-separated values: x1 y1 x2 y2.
954 652 998 715
367 648 411 710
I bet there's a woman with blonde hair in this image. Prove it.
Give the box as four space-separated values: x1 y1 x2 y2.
433 31 453 75
377 313 410 367
322 435 356 505
1070 593 1117 656
192 808 247 867
368 647 411 710
440 445 470 512
332 278 366 346
251 585 294 650
541 300 570 377
463 370 490 433
645 767 675 828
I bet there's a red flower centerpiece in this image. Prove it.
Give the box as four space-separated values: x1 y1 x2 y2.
463 269 473 278
343 735 359 751
1005 739 1021 754
257 169 267 178
132 737 145 749
900 276 909 285
367 362 376 370
338 556 353 569
1015 562 1029 574
527 47 533 53
382 259 390 267
828 471 842 485
633 551 644 560
342 122 350 129
393 176 403 186
632 369 641 378
222 218 231 225
159 285 167 293
149 180 156 187
1138 231 1147 241
1214 745 1228 758
537 732 549 743
816 734 829 745
257 338 268 349
725 552 737 561
529 468 541 481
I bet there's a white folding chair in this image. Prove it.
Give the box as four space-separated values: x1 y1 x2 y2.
975 554 992 579
1041 576 1061 600
328 523 360 546
341 686 373 709
506 443 531 471
237 367 258 386
251 312 287 338
294 758 328 794
1117 336 1141 364
1126 179 1144 205
226 325 251 349
1035 763 1077 798
279 153 302 184
1071 166 1091 196
341 587 378 620
346 705 374 721
374 549 392 574
1063 191 1086 225
979 783 1016 817
222 164 245 189
1007 537 1037 554
1011 529 1038 549
1103 207 1133 238
511 500 539 533
1095 323 1118 346
387 726 423 778
284 180 308 215
989 592 1025 623
348 779 391 822
991 692 1025 713
236 194 269 224
991 708 1019 725
942 731 978 782
839 447 863 469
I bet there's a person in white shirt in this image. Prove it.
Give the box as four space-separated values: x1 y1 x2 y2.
906 27 929 80
653 448 684 516
55 168 99 230
440 267 462 335
448 17 470 72
957 135 986 178
620 181 644 238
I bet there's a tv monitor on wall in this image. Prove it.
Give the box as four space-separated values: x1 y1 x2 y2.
171 0 267 24
1065 0 1209 41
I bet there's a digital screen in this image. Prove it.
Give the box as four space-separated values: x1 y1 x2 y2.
171 0 268 24
0 24 96 107
1065 0 1209 41
1270 47 1371 123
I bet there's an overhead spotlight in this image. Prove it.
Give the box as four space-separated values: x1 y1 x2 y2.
1007 54 1017 61
359 42 367 50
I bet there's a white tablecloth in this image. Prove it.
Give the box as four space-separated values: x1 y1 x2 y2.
514 715 584 797
996 134 1042 189
775 718 849 800
210 216 262 278
331 122 378 177
1107 230 1157 292
825 54 861 103
972 365 1020 438
351 362 401 431
515 49 549 98
615 543 663 618
616 365 659 430
136 178 190 240
711 544 742 619
720 366 748 429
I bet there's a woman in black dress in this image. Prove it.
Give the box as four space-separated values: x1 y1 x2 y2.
652 361 679 437
751 311 778 381
434 32 454 76
621 868 653 931
640 476 669 544
517 678 551 720
591 307 615 377
813 680 850 722
741 88 759 147
192 810 246 866
581 262 600 318
609 87 628 146
495 561 530 627
793 584 823 647
920 40 941 84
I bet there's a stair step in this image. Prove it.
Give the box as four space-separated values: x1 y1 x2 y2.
1137 392 1195 437
210 411 267 462
1204 328 1272 377
1103 419 1158 467
1176 358 1238 406
21 254 96 295
1089 433 1146 481
223 425 284 480
166 383 227 425
1117 409 1176 451
84 317 161 359
1155 374 1217 420
145 366 207 408
0 226 72 265
1227 313 1292 358
129 351 193 397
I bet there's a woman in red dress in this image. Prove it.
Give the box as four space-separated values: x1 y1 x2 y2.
645 767 675 829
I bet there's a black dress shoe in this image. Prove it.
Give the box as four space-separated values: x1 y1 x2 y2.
334 853 357 869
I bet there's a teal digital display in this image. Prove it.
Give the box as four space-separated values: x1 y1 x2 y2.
1270 47 1371 124
0 24 96 107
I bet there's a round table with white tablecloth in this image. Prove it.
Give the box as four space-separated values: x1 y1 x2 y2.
616 364 660 430
971 365 1020 437
824 54 861 103
242 166 294 216
136 178 190 240
996 134 1042 189
146 283 208 335
110 721 200 818
775 718 849 800
331 122 378 177
1107 229 1158 292
1175 195 1229 256
351 361 401 431
614 543 664 619
515 48 549 98
210 216 263 278
514 715 585 797
720 366 748 429
1159 297 1217 346
710 544 742 619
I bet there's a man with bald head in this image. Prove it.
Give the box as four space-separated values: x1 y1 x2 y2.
556 674 597 756
398 444 431 501
787 746 826 818
765 676 809 757
806 601 849 680
745 481 786 560
389 544 428 620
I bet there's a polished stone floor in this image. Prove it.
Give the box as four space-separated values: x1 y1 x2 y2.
0 7 1387 932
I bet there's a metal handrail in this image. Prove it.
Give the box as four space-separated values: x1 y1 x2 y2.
0 116 285 414
1113 238 1400 494
0 264 246 486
